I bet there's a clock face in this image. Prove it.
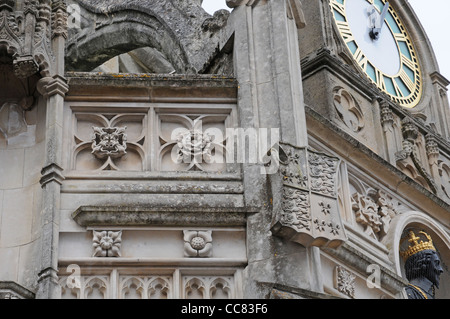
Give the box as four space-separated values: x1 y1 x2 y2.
329 0 422 108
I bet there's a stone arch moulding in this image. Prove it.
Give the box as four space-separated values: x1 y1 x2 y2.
66 0 227 73
383 211 450 279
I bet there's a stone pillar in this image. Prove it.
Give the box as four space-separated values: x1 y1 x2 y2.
379 98 397 165
425 134 443 197
228 0 327 297
35 0 69 299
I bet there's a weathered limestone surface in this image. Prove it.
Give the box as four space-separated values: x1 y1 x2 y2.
66 0 230 73
1 0 449 300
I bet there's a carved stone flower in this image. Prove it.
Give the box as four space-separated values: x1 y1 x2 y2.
183 230 212 257
91 126 127 160
93 230 122 257
175 130 214 164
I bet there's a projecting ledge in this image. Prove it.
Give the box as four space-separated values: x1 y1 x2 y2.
72 206 252 228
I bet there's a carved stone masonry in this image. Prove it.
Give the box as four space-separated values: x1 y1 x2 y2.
395 117 438 194
93 230 122 257
271 142 347 248
91 127 128 160
183 231 213 258
335 266 356 298
175 130 214 167
0 0 56 79
352 193 382 240
351 187 404 241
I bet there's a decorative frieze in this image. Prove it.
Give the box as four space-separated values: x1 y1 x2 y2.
59 269 239 299
120 276 172 299
184 276 234 299
271 142 347 248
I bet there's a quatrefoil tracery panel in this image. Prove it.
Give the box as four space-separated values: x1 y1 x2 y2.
73 113 146 171
158 114 228 172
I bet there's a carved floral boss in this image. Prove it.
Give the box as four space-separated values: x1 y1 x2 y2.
91 126 127 160
73 113 146 171
93 230 122 257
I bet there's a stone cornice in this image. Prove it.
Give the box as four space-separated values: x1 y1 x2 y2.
72 206 253 228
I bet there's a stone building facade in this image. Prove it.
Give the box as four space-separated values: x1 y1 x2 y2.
0 0 448 299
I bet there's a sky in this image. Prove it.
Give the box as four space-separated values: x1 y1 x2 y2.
202 0 450 102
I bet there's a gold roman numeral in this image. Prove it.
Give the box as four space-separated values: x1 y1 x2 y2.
330 0 346 17
394 33 407 42
336 21 354 42
398 70 415 94
401 54 417 71
375 69 386 91
353 47 368 70
392 78 405 97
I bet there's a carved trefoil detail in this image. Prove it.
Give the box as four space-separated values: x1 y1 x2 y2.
333 87 364 133
271 142 347 248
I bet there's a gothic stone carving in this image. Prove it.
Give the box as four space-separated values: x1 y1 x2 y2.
351 185 404 241
352 193 381 240
271 142 347 248
333 87 364 133
92 230 122 257
183 230 213 258
0 0 60 79
72 112 146 172
334 266 356 298
395 117 438 193
91 127 127 160
158 113 227 172
175 130 214 167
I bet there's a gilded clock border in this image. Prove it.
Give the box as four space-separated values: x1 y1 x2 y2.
329 0 422 108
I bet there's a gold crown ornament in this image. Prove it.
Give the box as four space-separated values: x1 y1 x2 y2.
400 231 436 260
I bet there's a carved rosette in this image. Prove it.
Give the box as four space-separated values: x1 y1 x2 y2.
271 142 347 248
92 230 122 257
91 127 128 160
175 130 214 167
183 230 213 258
